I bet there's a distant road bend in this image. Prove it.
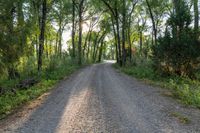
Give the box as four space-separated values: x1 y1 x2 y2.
1 62 200 133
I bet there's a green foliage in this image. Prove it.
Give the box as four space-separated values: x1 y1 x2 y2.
115 58 200 108
122 58 156 79
0 58 81 119
152 0 200 78
0 0 37 79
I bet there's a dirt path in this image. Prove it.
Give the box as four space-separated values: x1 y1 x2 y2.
0 63 200 133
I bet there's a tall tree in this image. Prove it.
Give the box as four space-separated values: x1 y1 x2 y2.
38 0 47 72
194 0 199 37
72 0 76 58
77 0 85 65
100 0 122 66
122 0 126 65
145 0 157 45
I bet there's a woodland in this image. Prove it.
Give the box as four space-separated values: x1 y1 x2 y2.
0 0 200 118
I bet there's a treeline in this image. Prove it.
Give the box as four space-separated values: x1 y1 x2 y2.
100 0 200 78
0 0 199 81
0 0 199 115
0 0 66 80
0 0 115 116
0 0 110 82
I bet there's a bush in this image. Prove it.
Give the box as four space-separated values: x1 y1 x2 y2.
152 0 200 78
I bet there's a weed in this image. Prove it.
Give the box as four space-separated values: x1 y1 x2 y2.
170 112 190 124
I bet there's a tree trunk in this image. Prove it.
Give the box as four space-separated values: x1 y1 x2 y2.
49 40 52 56
146 0 157 45
115 7 122 66
98 41 104 62
83 24 92 58
7 4 18 79
45 38 48 58
111 17 119 63
87 31 92 59
194 0 199 37
93 32 100 62
139 31 143 56
72 0 76 58
95 32 106 61
127 25 132 62
78 0 84 65
58 22 62 58
122 0 126 65
35 35 39 59
38 0 47 72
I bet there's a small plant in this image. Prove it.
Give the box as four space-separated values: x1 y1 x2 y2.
170 112 190 124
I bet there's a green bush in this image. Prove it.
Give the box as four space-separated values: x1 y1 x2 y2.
152 0 200 78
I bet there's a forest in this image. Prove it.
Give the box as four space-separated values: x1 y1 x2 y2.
0 0 200 119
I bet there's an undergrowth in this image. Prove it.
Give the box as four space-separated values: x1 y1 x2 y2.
114 58 200 108
0 57 83 119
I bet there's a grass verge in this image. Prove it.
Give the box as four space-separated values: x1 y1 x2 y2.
113 64 200 108
0 63 82 119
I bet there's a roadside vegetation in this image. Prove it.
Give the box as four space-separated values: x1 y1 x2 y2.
0 0 199 119
114 57 200 108
113 0 200 108
0 57 82 119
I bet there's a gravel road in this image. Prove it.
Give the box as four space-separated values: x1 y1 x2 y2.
0 62 200 133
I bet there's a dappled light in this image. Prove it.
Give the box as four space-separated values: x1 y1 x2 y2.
0 0 200 132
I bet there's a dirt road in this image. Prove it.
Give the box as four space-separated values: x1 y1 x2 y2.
1 63 200 133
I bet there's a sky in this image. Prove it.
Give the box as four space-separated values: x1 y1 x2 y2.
60 22 91 51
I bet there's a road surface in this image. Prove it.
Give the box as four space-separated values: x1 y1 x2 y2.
1 63 200 133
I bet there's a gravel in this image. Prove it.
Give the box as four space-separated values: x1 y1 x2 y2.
0 62 200 133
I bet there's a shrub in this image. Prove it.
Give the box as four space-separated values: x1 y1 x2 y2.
152 0 200 78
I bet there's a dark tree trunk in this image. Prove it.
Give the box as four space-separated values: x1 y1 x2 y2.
93 32 106 62
93 32 100 62
72 0 76 58
122 0 126 65
146 0 157 45
115 14 122 66
58 21 62 58
194 0 199 37
7 3 18 79
38 0 47 72
111 17 119 63
78 0 84 65
98 41 104 62
127 25 132 62
45 39 49 58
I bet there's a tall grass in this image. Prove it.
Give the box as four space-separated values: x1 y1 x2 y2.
114 57 200 108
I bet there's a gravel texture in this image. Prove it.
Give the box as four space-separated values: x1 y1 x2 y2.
0 62 200 133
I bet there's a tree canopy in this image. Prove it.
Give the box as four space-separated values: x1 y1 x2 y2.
0 0 199 79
